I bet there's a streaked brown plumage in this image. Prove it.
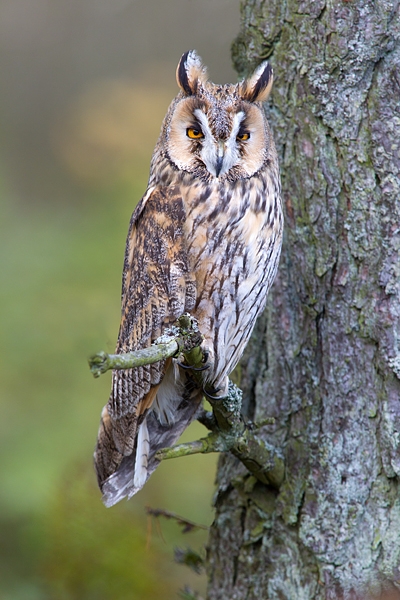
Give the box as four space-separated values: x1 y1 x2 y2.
95 50 283 506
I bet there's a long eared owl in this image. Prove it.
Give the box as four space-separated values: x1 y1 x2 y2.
95 51 283 506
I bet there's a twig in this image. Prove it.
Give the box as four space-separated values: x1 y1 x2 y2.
179 586 205 600
145 507 208 533
174 547 205 573
155 431 227 460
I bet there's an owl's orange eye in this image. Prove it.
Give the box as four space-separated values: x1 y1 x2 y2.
187 127 204 139
237 131 250 141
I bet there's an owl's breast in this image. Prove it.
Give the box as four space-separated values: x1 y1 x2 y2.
180 175 283 385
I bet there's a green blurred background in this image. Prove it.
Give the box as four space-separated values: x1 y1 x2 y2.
0 2 239 597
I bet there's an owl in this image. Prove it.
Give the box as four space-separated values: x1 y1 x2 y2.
94 50 283 507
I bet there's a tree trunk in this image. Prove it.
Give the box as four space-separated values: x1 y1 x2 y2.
206 1 400 598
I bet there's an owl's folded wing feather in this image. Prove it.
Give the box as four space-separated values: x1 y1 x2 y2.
94 185 196 490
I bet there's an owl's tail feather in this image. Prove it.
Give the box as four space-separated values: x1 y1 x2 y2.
100 390 203 507
94 406 125 490
133 416 150 489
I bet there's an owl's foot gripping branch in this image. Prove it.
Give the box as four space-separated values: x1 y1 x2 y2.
88 314 284 490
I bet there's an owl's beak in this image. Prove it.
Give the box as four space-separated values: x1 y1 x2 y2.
215 141 225 177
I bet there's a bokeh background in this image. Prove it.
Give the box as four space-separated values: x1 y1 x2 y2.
0 2 240 598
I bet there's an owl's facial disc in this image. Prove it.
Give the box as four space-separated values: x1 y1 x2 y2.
167 96 267 179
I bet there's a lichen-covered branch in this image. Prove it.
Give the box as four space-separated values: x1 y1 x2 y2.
155 432 222 460
160 376 284 489
156 422 284 489
89 313 203 378
89 313 284 489
89 340 180 378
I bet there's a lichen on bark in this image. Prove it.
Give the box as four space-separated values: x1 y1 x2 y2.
207 1 400 598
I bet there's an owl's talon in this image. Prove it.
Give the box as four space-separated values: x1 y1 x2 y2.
203 386 224 401
178 362 211 372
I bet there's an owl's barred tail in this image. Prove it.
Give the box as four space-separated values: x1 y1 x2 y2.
99 391 204 507
94 406 148 507
94 403 140 486
94 406 125 491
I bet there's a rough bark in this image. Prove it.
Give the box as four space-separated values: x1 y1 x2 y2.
206 1 400 598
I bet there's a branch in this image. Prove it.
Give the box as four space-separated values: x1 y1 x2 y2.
89 340 180 378
155 431 225 460
88 314 203 378
156 382 284 489
89 313 285 488
145 506 208 533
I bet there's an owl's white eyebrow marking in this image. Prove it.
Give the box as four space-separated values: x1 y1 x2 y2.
229 111 246 140
193 109 213 138
222 111 246 173
194 108 220 176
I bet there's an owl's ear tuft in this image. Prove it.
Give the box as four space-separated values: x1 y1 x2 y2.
176 50 208 95
239 62 273 103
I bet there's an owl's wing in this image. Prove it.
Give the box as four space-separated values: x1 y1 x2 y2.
94 185 197 493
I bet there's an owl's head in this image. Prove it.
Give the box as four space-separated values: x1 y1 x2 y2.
164 50 274 182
